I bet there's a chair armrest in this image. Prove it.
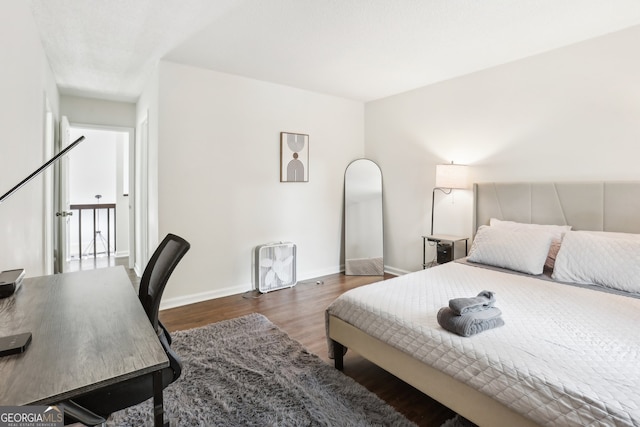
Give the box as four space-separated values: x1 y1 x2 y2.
58 400 106 426
158 320 172 345
159 330 182 381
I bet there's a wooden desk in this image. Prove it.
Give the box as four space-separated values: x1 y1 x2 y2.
0 267 169 424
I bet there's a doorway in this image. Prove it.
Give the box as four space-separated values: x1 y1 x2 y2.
61 124 133 273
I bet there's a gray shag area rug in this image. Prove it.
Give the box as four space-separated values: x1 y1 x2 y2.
107 313 418 426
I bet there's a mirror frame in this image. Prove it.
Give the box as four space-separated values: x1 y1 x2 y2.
344 158 384 276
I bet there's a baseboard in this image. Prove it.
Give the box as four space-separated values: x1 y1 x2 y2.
299 265 343 280
160 283 250 311
160 265 344 311
158 265 412 311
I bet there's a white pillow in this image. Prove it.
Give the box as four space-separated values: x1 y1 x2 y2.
489 218 571 240
490 218 571 270
579 230 640 240
552 231 640 293
468 225 554 275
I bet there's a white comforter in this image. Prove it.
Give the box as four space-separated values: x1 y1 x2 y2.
327 262 640 426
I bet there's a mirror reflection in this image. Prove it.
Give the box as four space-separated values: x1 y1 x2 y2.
344 159 383 275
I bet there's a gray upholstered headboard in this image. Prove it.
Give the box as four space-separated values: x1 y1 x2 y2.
474 182 640 235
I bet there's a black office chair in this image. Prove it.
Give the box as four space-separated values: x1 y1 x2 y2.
59 233 191 426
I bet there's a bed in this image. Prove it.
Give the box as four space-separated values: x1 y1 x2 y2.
326 182 640 427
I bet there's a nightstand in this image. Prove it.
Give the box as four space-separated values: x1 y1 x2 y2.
422 235 469 269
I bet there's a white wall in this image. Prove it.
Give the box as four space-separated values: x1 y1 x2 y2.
68 128 117 205
60 96 136 128
0 2 60 276
366 25 640 273
155 61 364 306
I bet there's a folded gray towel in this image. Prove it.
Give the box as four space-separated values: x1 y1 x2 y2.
449 290 495 315
437 307 504 337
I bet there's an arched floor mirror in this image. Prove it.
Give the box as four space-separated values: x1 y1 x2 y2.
344 159 383 275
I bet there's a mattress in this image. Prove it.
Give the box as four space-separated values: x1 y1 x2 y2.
326 262 640 426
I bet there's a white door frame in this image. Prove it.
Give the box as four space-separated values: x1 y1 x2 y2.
71 123 135 263
55 116 72 273
43 96 55 274
54 122 135 272
134 114 149 276
127 123 136 270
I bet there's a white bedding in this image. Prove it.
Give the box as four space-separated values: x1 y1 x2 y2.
326 262 640 426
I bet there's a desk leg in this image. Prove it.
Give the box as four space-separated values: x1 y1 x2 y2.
153 370 167 427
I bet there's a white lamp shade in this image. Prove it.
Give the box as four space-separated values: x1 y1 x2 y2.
435 163 468 189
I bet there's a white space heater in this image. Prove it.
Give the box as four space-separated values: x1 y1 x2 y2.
253 242 297 293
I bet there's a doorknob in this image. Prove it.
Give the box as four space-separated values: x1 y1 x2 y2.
56 211 73 217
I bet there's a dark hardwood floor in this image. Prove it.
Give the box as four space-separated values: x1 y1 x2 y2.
159 272 456 426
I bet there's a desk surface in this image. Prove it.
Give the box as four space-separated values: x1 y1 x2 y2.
0 266 169 406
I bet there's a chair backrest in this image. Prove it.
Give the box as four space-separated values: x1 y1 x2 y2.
138 233 190 333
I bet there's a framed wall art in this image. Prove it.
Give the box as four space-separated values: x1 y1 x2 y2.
280 132 309 182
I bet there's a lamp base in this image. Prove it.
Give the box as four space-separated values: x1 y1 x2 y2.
0 269 24 298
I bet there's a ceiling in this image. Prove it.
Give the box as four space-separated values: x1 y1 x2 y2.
28 0 640 103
